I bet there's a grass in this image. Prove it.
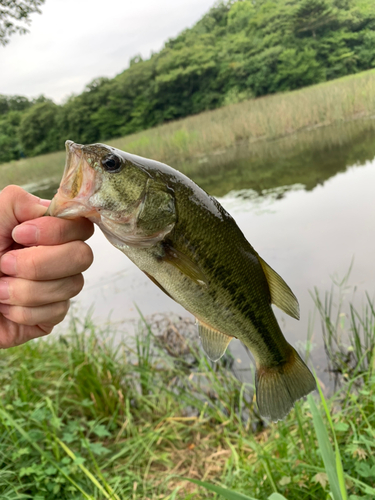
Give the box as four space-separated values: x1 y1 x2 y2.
1 280 375 499
312 266 375 386
2 68 375 190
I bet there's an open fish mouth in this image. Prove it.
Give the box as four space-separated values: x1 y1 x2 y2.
45 140 99 219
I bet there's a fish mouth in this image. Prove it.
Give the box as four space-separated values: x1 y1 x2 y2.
45 140 99 220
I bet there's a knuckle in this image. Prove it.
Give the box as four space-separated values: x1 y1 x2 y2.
79 219 95 240
1 185 21 200
85 220 95 239
26 251 42 280
1 185 34 207
71 274 84 297
55 300 70 323
55 275 84 302
6 278 33 306
17 306 34 325
73 241 94 270
6 280 20 304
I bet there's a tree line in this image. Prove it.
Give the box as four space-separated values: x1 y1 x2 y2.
1 0 375 164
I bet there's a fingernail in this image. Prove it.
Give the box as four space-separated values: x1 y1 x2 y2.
0 254 17 275
13 224 39 245
0 281 9 301
0 304 10 315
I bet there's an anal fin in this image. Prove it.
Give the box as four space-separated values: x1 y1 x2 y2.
198 321 233 362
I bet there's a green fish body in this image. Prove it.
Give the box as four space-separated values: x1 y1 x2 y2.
47 140 316 421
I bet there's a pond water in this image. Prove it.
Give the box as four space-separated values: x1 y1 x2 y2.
24 119 375 388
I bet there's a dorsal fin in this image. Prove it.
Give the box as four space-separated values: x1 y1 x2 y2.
258 256 300 320
198 321 233 362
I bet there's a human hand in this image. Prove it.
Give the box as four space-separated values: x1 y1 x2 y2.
0 185 94 348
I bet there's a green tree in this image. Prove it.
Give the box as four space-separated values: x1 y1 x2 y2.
292 0 339 38
18 99 61 156
0 111 22 162
0 0 45 45
0 94 32 114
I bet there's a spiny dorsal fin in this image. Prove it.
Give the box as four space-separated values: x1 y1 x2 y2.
258 256 300 320
163 243 208 287
198 321 233 362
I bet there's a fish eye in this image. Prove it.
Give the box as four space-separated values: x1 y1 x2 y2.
101 154 122 173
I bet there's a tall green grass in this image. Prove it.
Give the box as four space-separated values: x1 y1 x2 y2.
312 267 375 385
2 69 375 190
1 290 375 499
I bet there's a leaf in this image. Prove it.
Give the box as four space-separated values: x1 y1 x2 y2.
308 394 342 500
355 463 375 479
313 472 328 489
20 466 37 477
183 478 259 500
91 424 111 438
334 422 349 432
45 466 57 476
11 447 30 460
279 477 291 486
352 447 367 460
316 385 348 500
89 442 110 456
62 432 76 444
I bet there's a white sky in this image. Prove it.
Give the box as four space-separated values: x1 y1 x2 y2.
0 0 215 103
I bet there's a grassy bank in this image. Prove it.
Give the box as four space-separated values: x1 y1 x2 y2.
2 69 375 191
1 281 375 500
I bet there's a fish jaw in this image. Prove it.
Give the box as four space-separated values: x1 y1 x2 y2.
46 140 100 220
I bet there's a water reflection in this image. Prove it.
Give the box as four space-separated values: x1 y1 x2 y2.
22 118 375 388
222 184 305 215
188 118 375 196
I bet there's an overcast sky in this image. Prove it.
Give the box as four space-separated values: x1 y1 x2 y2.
0 0 215 103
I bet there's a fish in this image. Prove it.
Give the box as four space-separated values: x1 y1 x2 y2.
46 140 316 421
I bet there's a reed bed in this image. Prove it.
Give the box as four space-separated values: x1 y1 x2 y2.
2 69 375 190
110 69 375 163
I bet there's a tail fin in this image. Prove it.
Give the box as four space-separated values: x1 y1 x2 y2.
255 347 316 422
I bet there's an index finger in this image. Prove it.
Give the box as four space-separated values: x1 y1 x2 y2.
0 185 48 252
13 216 95 246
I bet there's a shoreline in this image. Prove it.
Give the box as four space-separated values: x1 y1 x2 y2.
2 113 375 195
2 69 375 190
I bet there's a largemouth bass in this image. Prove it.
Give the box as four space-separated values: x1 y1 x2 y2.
46 140 316 421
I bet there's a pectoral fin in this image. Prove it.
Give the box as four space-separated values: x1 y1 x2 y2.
258 256 300 320
198 321 233 362
163 243 208 287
